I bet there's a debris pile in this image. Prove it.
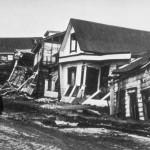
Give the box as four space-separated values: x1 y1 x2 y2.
0 49 37 99
35 97 57 103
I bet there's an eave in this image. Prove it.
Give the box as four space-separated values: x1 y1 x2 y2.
59 53 131 64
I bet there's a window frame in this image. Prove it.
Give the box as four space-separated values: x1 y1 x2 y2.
68 67 76 85
70 33 77 53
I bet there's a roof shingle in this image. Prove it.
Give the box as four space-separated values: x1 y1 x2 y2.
0 37 42 53
113 52 150 74
71 19 150 55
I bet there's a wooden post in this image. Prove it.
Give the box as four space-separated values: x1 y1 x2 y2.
97 67 101 90
110 81 115 115
82 65 87 96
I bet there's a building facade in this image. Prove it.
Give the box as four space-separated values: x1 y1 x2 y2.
113 53 150 120
32 31 65 98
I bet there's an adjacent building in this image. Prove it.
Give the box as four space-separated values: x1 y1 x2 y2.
0 37 41 86
59 18 150 107
32 31 65 98
112 52 150 120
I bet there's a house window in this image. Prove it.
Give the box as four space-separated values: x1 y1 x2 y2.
65 67 76 97
8 55 13 61
68 67 76 85
0 54 13 62
70 33 77 52
48 79 51 91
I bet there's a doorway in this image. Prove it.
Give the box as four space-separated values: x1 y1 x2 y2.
117 90 125 118
129 91 139 120
85 67 99 95
141 89 150 120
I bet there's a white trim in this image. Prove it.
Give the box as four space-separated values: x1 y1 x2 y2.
59 53 131 63
141 85 150 91
101 92 110 101
0 52 14 54
69 85 76 97
82 89 101 104
63 84 70 96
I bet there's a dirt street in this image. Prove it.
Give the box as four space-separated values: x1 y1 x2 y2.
1 113 150 150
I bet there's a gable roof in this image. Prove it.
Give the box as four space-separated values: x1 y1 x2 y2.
0 37 42 53
113 52 150 74
70 18 150 55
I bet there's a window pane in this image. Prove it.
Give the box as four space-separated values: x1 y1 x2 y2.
70 33 77 52
8 55 13 61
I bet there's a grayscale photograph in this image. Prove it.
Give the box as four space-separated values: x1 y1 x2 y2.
0 0 150 149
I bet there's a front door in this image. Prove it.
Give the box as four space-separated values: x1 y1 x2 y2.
129 92 139 120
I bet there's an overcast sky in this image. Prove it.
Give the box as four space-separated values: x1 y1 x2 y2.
0 0 150 37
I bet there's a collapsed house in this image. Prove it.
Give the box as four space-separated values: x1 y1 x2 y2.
112 52 150 120
1 49 36 95
59 18 150 111
0 37 42 96
0 38 40 86
32 31 65 98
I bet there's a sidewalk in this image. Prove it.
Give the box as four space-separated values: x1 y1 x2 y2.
3 98 150 137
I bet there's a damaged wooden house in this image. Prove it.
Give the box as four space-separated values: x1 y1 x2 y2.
0 37 41 96
112 52 150 120
32 31 65 98
59 18 150 111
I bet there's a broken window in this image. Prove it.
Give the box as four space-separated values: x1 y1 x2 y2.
70 33 77 52
100 65 110 87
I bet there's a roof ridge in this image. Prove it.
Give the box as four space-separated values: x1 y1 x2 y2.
70 18 150 33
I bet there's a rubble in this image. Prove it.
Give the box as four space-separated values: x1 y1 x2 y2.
3 98 150 138
35 97 57 103
0 49 37 98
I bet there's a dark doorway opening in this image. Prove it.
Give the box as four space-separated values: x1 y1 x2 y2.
100 65 109 87
129 92 139 120
85 67 99 95
117 90 125 118
141 89 150 120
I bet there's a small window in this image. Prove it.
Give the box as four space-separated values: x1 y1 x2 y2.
48 79 51 91
70 33 77 52
1 55 7 61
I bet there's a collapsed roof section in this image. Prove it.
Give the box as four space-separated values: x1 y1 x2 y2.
113 52 150 75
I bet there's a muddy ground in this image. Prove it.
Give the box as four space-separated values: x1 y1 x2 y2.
1 98 150 150
3 98 150 136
